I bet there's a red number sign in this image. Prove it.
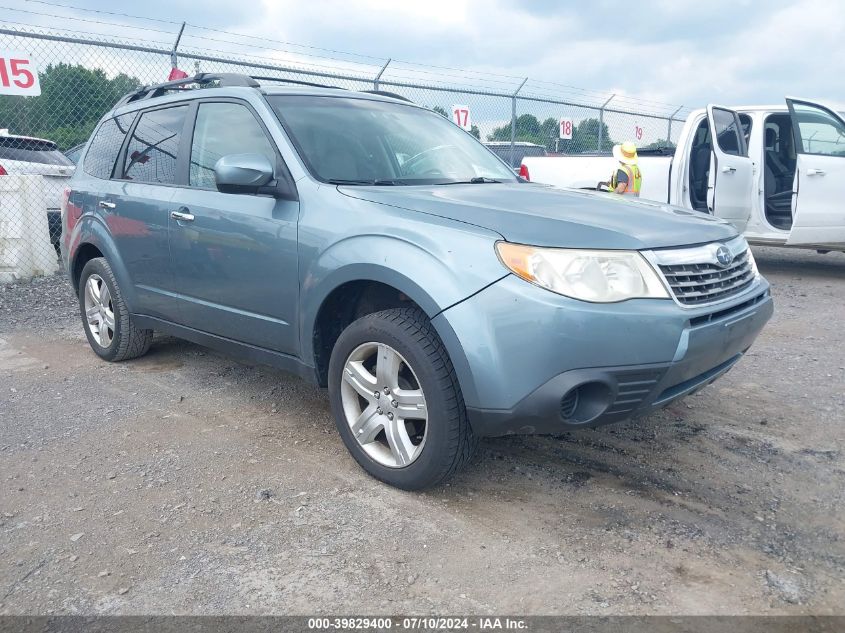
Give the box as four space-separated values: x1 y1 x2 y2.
634 125 643 141
559 118 573 140
0 52 41 96
451 105 471 131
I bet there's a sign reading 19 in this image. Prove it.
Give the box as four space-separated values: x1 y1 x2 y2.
0 52 41 96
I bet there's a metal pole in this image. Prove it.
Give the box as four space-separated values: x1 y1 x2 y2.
598 94 615 153
667 105 683 145
170 22 186 71
373 58 391 91
510 78 528 168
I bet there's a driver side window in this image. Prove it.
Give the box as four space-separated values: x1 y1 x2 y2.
190 102 278 189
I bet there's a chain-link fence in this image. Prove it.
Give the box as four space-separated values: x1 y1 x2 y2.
0 24 688 281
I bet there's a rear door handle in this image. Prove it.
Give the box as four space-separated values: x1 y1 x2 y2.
721 165 737 173
98 200 116 210
170 210 195 222
807 168 826 176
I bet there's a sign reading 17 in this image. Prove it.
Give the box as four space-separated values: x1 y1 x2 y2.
0 53 41 96
451 104 471 131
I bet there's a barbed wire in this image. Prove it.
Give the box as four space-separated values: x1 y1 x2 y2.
13 0 687 115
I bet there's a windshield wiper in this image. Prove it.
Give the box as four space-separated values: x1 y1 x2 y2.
327 178 402 186
437 177 502 185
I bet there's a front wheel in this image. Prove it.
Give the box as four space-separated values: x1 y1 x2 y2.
328 308 477 490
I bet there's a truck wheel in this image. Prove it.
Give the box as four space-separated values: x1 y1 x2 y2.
328 307 477 490
78 257 153 362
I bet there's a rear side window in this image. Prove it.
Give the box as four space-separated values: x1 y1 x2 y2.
189 102 277 189
83 113 135 179
121 105 188 184
712 108 745 156
0 137 73 166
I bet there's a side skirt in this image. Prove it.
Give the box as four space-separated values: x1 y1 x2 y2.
133 314 319 384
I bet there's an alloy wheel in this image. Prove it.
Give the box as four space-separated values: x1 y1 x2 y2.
340 342 428 468
83 274 115 348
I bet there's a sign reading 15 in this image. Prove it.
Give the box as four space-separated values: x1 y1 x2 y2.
0 52 41 96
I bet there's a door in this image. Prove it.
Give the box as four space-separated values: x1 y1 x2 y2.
102 105 191 321
705 105 754 232
168 100 300 354
785 98 845 247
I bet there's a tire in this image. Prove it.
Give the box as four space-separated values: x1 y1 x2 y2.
328 307 477 490
78 257 153 362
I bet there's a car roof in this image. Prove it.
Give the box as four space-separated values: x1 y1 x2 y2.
110 83 418 118
0 129 55 145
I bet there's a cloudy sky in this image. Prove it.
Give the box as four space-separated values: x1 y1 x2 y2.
3 0 843 112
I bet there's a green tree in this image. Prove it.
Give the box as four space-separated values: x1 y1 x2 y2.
0 64 141 150
555 118 615 154
431 105 449 118
487 114 560 151
640 138 676 151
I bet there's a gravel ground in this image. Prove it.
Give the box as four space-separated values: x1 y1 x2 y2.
0 246 843 615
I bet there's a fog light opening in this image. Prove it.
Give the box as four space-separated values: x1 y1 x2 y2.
560 381 612 424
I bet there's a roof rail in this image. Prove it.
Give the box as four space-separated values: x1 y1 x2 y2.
362 90 412 103
116 73 260 106
250 75 346 91
113 72 415 107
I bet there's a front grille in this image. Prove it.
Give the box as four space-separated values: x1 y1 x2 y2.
659 249 755 306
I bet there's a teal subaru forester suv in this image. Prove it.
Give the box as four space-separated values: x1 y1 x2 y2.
62 73 772 489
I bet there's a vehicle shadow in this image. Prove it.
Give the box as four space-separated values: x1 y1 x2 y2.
752 246 845 280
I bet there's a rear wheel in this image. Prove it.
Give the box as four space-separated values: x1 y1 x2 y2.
328 307 477 490
78 257 153 362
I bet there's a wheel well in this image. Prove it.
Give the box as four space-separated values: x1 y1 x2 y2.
313 281 422 387
71 243 104 294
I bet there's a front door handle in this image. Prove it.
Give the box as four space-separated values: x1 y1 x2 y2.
807 168 826 176
721 165 737 173
171 209 195 222
98 200 116 210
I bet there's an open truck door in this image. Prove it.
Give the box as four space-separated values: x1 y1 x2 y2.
785 98 845 249
705 105 754 232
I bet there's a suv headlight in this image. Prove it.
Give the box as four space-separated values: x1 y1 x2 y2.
496 242 670 303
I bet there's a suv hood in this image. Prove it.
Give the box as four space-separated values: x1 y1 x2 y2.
339 183 737 250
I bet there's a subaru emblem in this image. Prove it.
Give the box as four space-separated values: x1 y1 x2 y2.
715 245 733 268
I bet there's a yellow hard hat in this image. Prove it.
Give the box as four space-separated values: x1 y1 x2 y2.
613 142 638 165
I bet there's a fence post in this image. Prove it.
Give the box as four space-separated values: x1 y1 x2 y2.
510 78 528 168
170 22 185 73
667 105 683 145
598 94 615 153
373 58 391 91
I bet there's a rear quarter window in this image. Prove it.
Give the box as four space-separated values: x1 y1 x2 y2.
83 113 136 180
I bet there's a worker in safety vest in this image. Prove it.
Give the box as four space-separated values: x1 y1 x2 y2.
609 142 642 196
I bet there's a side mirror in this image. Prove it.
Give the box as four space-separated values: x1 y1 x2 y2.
214 153 274 194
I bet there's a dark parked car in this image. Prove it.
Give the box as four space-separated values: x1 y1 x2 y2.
62 74 772 489
484 141 547 168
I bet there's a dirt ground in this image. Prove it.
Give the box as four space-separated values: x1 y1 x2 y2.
0 246 843 615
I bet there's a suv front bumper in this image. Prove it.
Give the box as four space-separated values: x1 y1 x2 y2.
433 274 773 437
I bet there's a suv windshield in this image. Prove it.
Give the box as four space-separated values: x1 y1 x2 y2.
268 95 517 185
0 137 74 166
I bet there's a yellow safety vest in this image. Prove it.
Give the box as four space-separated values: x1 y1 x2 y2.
610 163 642 196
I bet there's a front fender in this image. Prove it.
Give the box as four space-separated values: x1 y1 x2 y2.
299 228 507 405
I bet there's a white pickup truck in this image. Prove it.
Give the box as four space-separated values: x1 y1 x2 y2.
522 98 845 252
